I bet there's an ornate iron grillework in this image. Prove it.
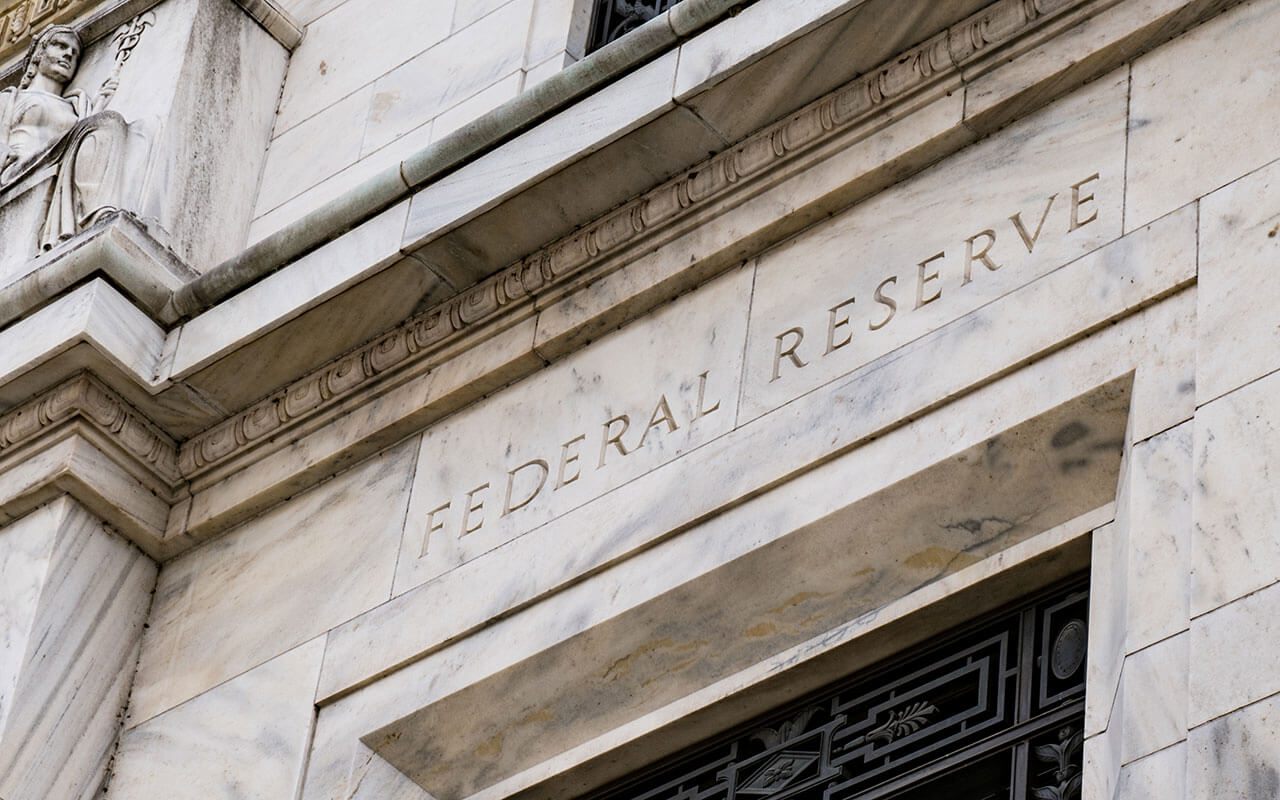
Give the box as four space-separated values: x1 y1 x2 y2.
580 577 1088 800
586 0 685 53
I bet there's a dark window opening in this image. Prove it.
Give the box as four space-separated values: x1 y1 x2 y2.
579 576 1088 800
586 0 685 54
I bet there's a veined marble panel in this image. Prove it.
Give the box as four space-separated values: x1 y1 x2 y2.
1124 423 1193 652
1120 632 1189 764
740 68 1128 421
128 439 417 728
1196 155 1280 405
109 637 324 798
1188 580 1280 727
1127 0 1280 232
1187 692 1280 800
1191 371 1280 616
0 497 155 800
394 264 751 592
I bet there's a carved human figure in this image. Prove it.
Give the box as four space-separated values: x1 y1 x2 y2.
0 25 127 250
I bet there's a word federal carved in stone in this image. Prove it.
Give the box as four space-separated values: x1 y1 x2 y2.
768 173 1101 384
418 370 722 559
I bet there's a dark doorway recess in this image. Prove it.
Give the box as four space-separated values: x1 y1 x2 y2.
579 576 1088 800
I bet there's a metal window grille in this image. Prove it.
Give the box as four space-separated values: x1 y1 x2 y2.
586 0 685 53
579 576 1089 800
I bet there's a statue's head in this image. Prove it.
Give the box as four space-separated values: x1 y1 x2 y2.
19 25 81 90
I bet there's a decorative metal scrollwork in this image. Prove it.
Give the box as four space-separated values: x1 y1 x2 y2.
586 0 684 53
580 577 1088 800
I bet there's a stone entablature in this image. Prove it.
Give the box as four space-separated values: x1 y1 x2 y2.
0 0 1277 797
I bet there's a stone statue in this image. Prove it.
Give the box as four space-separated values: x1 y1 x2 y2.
0 25 127 250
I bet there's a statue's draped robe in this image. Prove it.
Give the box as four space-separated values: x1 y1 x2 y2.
0 86 125 250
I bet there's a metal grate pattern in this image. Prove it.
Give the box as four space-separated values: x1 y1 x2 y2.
585 0 685 53
580 578 1088 800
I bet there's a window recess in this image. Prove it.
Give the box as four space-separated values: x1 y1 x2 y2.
586 0 685 53
578 577 1089 800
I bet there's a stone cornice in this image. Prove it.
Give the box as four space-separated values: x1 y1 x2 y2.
178 0 1094 479
0 371 180 487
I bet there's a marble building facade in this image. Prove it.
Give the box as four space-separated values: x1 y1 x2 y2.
0 0 1275 797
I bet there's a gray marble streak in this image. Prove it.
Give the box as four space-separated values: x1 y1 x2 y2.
107 637 324 798
0 496 156 800
1187 692 1280 800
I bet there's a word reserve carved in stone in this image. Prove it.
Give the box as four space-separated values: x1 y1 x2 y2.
419 370 722 559
0 23 137 250
768 173 1102 384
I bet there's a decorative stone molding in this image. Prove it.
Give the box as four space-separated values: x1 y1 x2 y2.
0 371 180 485
178 0 1095 478
0 0 87 64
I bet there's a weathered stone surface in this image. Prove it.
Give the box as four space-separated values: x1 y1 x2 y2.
0 497 155 800
127 439 417 727
109 638 324 798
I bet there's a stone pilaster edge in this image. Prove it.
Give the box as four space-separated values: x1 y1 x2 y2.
0 372 181 486
178 0 1087 478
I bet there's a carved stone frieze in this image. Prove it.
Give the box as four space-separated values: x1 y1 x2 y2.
0 371 180 485
179 0 1097 478
0 0 85 62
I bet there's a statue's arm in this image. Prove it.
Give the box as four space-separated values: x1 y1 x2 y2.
91 75 119 114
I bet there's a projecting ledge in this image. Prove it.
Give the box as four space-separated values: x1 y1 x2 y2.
361 377 1131 800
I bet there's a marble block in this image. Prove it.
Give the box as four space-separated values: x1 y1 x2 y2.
394 264 751 593
0 497 156 800
1126 0 1280 232
108 637 324 798
359 0 532 157
1120 633 1189 765
1084 703 1123 800
272 0 454 134
1087 520 1126 738
1124 423 1193 653
127 438 417 728
1187 692 1280 800
1188 581 1280 727
1191 372 1280 616
1116 742 1187 800
740 69 1128 421
1196 156 1280 405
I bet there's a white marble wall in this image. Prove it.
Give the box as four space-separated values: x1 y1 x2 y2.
0 497 156 800
93 0 1280 797
251 0 586 240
